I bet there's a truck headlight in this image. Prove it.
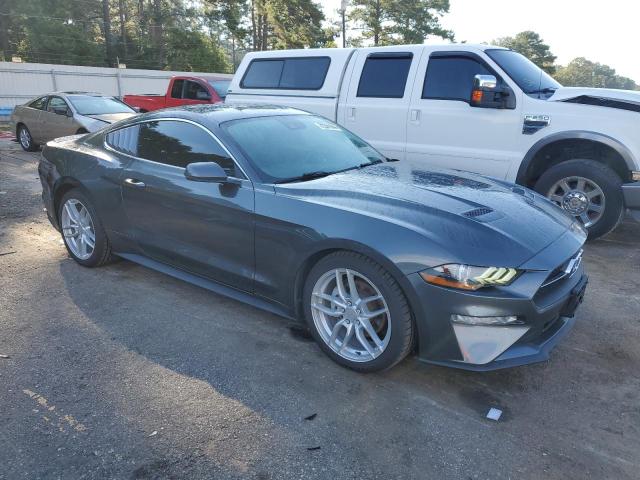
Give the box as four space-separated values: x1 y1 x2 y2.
420 264 520 290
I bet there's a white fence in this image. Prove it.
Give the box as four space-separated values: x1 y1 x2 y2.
0 61 232 114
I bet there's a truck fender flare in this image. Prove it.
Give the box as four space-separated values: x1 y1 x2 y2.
516 130 636 184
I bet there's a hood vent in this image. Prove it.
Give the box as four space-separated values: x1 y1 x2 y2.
463 207 494 218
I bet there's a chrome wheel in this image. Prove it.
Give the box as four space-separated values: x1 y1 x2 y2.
547 176 605 228
19 127 31 150
61 199 96 260
311 268 391 362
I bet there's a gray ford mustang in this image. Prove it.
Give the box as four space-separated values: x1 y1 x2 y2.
38 105 588 372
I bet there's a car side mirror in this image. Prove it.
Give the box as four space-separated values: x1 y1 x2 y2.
470 74 516 110
66 108 73 117
196 91 211 100
185 162 237 184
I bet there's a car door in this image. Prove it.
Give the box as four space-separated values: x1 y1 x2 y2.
406 51 523 178
165 79 185 108
21 96 48 142
116 119 255 292
340 46 424 161
181 80 213 105
40 96 75 141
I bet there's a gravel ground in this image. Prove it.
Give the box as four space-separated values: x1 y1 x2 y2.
1 138 639 480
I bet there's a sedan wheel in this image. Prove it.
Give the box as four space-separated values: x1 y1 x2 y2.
61 198 96 260
18 125 38 152
311 268 391 362
546 176 605 228
304 251 414 372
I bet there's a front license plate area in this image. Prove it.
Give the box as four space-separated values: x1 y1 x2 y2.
560 276 588 318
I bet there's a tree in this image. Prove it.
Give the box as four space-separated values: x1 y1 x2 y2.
555 57 637 90
349 0 452 46
493 31 556 74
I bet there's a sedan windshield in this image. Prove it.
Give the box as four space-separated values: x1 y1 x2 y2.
67 96 135 115
486 49 561 96
222 115 386 183
208 80 230 99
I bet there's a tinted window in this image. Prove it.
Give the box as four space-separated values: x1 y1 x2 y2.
47 96 68 114
222 115 385 184
486 49 561 94
183 81 210 100
423 56 491 101
29 96 48 110
106 124 140 156
136 120 236 174
357 54 412 98
171 79 184 98
68 96 134 115
241 57 330 90
208 80 230 99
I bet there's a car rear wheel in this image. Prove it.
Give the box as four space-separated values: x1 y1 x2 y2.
18 125 38 152
303 251 414 372
58 189 113 267
535 159 624 240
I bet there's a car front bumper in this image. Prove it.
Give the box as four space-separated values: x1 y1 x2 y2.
406 246 587 371
622 181 640 221
38 154 60 231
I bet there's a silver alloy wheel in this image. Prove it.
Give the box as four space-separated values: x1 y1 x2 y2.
19 127 31 149
547 176 605 228
311 268 391 362
61 198 96 260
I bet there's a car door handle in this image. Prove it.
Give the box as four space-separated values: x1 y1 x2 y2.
410 109 421 122
347 107 356 120
123 178 146 188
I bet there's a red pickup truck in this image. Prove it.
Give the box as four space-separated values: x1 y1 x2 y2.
123 76 231 112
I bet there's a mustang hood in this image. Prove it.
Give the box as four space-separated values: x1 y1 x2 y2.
550 87 640 111
275 162 582 268
84 112 137 123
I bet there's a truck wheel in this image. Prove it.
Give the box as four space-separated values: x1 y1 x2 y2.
535 159 624 240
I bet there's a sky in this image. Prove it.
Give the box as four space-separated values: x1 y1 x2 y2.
321 0 640 83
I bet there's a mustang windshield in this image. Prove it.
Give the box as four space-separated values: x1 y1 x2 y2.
486 49 561 97
68 96 135 115
222 115 386 183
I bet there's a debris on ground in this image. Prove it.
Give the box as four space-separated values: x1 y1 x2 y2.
0 251 16 256
486 408 503 421
306 446 321 451
148 431 158 437
0 354 10 359
304 413 317 421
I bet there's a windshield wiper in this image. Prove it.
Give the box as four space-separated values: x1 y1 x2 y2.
275 171 333 184
528 87 558 95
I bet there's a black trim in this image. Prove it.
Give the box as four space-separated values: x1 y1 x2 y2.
240 56 331 91
367 52 413 59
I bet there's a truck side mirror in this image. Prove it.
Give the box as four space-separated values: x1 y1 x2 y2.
470 74 516 110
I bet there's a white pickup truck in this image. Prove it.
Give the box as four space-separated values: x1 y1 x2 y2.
226 44 640 239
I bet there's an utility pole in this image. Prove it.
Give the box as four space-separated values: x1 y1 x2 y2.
340 0 348 48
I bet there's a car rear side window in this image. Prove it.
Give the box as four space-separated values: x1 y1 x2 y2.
422 56 491 102
357 53 413 98
171 79 184 98
106 124 140 156
29 96 48 110
135 120 237 175
241 57 330 90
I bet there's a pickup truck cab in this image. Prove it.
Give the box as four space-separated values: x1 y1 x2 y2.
226 44 640 239
124 75 231 112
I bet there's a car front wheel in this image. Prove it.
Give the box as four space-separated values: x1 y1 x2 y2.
303 251 414 372
18 125 38 152
58 189 113 267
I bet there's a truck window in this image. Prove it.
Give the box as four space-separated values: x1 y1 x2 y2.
241 57 331 90
184 81 210 100
422 56 491 102
357 53 413 98
171 79 185 99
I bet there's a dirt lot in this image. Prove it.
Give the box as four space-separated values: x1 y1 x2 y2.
1 138 639 479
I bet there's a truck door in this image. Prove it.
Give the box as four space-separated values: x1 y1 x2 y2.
342 46 424 161
406 50 522 178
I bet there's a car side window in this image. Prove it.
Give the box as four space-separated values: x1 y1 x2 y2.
356 53 413 98
47 96 69 115
171 79 184 99
106 124 140 156
136 120 238 175
422 56 491 102
183 81 209 100
29 96 48 110
240 57 331 90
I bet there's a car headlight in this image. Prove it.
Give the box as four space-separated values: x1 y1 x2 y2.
419 264 520 290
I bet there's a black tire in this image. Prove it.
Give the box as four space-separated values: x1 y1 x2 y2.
534 159 624 240
76 128 89 135
57 189 113 267
303 251 414 373
17 124 39 152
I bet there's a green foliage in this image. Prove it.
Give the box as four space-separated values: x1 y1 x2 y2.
349 0 452 46
493 31 556 74
554 57 637 90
